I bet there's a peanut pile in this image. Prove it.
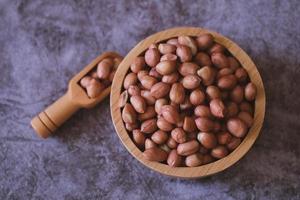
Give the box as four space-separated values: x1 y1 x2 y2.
80 57 122 98
119 33 257 167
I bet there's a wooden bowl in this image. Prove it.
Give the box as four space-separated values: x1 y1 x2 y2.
110 27 265 178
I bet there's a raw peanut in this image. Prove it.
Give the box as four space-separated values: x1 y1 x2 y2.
137 70 148 80
203 154 214 164
176 45 192 62
170 101 180 111
138 83 146 90
228 57 240 71
176 114 184 128
97 59 113 79
197 132 217 149
230 85 244 103
208 43 226 55
194 105 213 118
206 85 221 99
170 83 185 104
167 137 178 149
130 56 145 73
90 71 98 79
160 144 171 153
211 146 228 159
177 140 200 156
80 76 92 88
125 122 138 131
151 130 169 144
199 145 209 154
161 105 180 124
145 138 157 149
227 118 248 138
138 106 156 121
178 36 198 55
150 82 171 98
239 101 253 115
238 111 254 127
210 98 226 118
217 74 237 90
156 60 177 75
137 82 146 90
195 117 214 132
128 85 140 96
171 128 187 144
149 67 162 79
141 90 155 105
183 116 197 133
158 43 176 54
185 153 203 167
160 53 178 62
178 62 199 76
217 132 232 145
122 103 137 124
123 72 138 89
197 66 216 86
86 79 104 98
245 83 257 101
196 33 214 50
194 52 212 67
141 118 157 134
167 38 179 46
167 149 183 167
143 147 168 162
190 89 205 106
140 75 158 90
180 96 193 110
227 137 241 151
157 117 173 131
217 68 234 79
226 102 239 118
155 98 168 114
130 96 147 113
108 70 116 82
118 90 129 108
141 90 156 105
145 48 160 67
182 75 201 89
132 129 145 148
213 121 221 132
211 53 229 68
235 67 248 83
120 36 256 166
162 72 179 84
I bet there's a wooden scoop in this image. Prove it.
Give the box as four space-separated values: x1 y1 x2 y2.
31 51 123 138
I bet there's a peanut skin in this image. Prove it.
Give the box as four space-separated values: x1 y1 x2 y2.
119 35 256 167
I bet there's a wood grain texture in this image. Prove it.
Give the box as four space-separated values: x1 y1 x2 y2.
31 52 122 138
110 27 265 178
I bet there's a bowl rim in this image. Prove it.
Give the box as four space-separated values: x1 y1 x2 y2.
110 27 266 179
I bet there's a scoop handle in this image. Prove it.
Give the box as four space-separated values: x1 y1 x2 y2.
31 91 80 138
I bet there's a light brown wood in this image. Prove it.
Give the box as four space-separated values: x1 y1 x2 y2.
31 52 123 138
110 27 266 178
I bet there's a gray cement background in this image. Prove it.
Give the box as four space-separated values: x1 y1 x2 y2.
0 0 299 199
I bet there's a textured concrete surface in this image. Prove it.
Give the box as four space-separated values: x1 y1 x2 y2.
0 0 299 199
